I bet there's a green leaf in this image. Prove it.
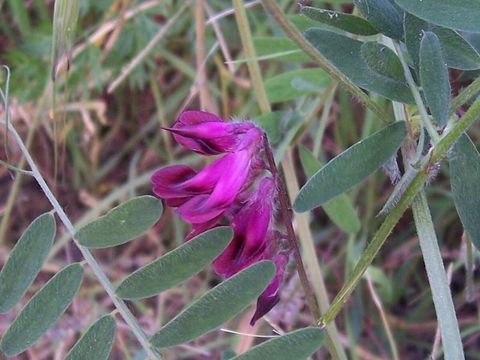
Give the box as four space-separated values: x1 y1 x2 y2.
151 261 275 349
404 13 480 70
294 122 407 212
231 328 325 360
65 315 116 360
289 14 318 33
301 6 379 35
0 263 84 357
116 227 233 300
0 213 55 313
52 0 80 79
304 29 413 103
395 0 480 33
360 42 405 82
354 0 404 39
265 68 329 103
419 31 451 126
253 37 308 63
76 196 163 248
298 146 361 234
449 134 480 251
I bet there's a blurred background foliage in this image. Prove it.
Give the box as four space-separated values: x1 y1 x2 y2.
0 0 480 359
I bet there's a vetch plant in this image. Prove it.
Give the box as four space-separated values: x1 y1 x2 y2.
2 0 480 359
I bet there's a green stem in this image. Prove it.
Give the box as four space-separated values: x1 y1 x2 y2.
321 96 480 325
6 122 162 359
451 76 480 114
393 41 440 143
233 0 271 114
411 191 464 360
465 233 475 303
260 0 389 121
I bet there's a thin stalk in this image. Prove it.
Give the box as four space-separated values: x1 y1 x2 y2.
195 0 214 112
464 232 475 303
366 275 399 360
7 122 162 360
451 76 480 114
232 2 346 358
313 83 337 158
260 0 389 121
411 191 464 360
232 0 271 114
321 70 480 328
263 134 321 322
393 41 440 143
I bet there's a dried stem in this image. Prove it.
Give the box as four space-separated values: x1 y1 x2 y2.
262 134 321 322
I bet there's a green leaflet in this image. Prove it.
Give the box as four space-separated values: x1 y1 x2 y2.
231 328 325 360
0 263 84 357
65 315 116 360
419 32 451 126
76 196 163 248
354 0 404 39
298 146 361 234
116 227 233 299
304 28 413 103
396 0 480 33
151 261 275 348
294 122 406 212
0 213 55 313
360 42 405 82
404 13 480 70
301 6 379 35
449 134 480 251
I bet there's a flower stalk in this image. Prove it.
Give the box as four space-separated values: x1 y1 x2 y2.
262 134 321 322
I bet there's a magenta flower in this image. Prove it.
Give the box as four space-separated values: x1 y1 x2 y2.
213 178 276 277
152 125 263 224
151 110 290 325
166 110 257 155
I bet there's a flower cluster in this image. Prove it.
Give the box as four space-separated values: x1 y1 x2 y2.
151 111 289 324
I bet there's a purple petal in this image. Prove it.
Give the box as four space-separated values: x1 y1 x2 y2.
177 152 252 224
169 111 238 155
213 178 275 277
250 252 289 325
151 165 197 206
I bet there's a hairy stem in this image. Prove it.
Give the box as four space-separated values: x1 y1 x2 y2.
263 134 321 322
451 76 480 114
